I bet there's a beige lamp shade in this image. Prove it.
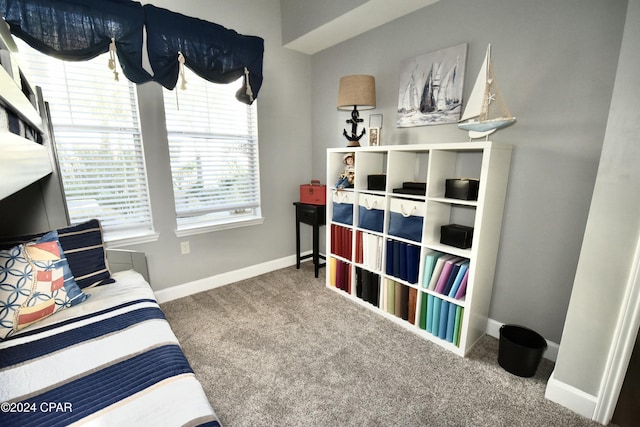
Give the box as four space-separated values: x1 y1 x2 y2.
337 75 376 110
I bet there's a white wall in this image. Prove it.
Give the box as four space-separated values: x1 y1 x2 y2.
308 0 628 344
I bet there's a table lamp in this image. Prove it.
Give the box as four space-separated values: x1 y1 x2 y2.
337 75 376 147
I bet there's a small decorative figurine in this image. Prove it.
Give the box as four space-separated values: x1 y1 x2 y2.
336 153 355 189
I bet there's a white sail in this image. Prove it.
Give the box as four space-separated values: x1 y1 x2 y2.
459 44 515 138
398 64 421 113
460 49 489 122
441 57 460 108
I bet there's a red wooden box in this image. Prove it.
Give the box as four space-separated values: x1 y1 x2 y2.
300 180 326 205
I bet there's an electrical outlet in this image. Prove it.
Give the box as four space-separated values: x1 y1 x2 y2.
180 241 190 255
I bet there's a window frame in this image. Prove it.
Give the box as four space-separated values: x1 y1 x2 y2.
15 40 158 245
162 68 263 236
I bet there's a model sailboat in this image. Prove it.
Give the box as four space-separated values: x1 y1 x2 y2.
458 44 515 139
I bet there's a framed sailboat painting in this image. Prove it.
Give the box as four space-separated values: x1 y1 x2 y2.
397 43 467 128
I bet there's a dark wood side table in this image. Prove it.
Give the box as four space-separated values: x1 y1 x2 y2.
293 202 326 278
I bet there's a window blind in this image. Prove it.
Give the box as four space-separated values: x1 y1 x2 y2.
163 67 260 228
16 40 154 239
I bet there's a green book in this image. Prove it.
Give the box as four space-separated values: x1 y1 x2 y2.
454 306 464 346
419 292 428 330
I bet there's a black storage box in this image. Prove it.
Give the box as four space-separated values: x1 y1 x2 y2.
440 224 474 249
367 174 387 191
445 179 479 201
392 181 426 196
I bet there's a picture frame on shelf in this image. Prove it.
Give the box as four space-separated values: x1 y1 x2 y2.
369 114 383 146
368 127 380 146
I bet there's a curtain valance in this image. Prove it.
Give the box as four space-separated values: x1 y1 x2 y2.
144 4 263 105
0 0 264 104
0 0 152 83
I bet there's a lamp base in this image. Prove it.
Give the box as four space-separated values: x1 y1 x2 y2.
342 105 365 147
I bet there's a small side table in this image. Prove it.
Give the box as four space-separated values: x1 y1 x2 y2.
293 202 326 278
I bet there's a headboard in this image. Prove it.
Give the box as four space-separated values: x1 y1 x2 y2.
106 249 150 284
0 18 53 200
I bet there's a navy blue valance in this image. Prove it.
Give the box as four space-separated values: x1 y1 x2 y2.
0 0 152 83
0 0 264 104
144 4 263 105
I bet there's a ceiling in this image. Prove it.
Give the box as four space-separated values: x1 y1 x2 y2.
283 0 440 55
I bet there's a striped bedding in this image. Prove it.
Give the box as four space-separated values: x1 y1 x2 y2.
0 270 220 426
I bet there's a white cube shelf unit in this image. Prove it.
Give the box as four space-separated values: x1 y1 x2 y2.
326 141 512 356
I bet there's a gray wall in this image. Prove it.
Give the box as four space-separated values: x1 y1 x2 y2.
128 0 312 291
554 0 640 397
309 0 628 343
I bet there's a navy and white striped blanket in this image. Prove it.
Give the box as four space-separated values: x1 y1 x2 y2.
0 270 219 426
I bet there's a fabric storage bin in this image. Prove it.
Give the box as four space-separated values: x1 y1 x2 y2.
358 194 385 233
332 190 354 225
388 198 425 242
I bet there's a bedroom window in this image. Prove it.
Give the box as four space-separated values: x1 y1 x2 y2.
163 68 262 235
15 40 155 243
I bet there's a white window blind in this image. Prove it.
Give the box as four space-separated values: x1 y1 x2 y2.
16 40 154 240
163 68 261 230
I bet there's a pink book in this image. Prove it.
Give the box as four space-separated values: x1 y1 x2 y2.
454 269 470 299
434 257 462 294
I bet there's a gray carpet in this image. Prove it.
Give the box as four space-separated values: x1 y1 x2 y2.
161 263 601 427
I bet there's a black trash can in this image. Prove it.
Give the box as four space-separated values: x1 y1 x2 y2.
498 324 547 377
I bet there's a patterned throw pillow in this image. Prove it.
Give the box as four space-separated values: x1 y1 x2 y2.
0 230 89 340
0 219 114 289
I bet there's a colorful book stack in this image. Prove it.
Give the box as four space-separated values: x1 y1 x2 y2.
380 279 418 324
330 224 352 260
329 258 351 293
355 267 380 307
418 293 464 346
385 239 421 284
355 231 383 271
422 251 470 299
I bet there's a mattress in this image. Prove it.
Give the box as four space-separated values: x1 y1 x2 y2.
0 270 220 426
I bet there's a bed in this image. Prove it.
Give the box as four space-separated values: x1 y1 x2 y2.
0 222 220 426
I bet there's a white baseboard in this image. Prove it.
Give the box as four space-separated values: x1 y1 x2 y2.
545 370 597 420
485 318 559 362
154 253 306 303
